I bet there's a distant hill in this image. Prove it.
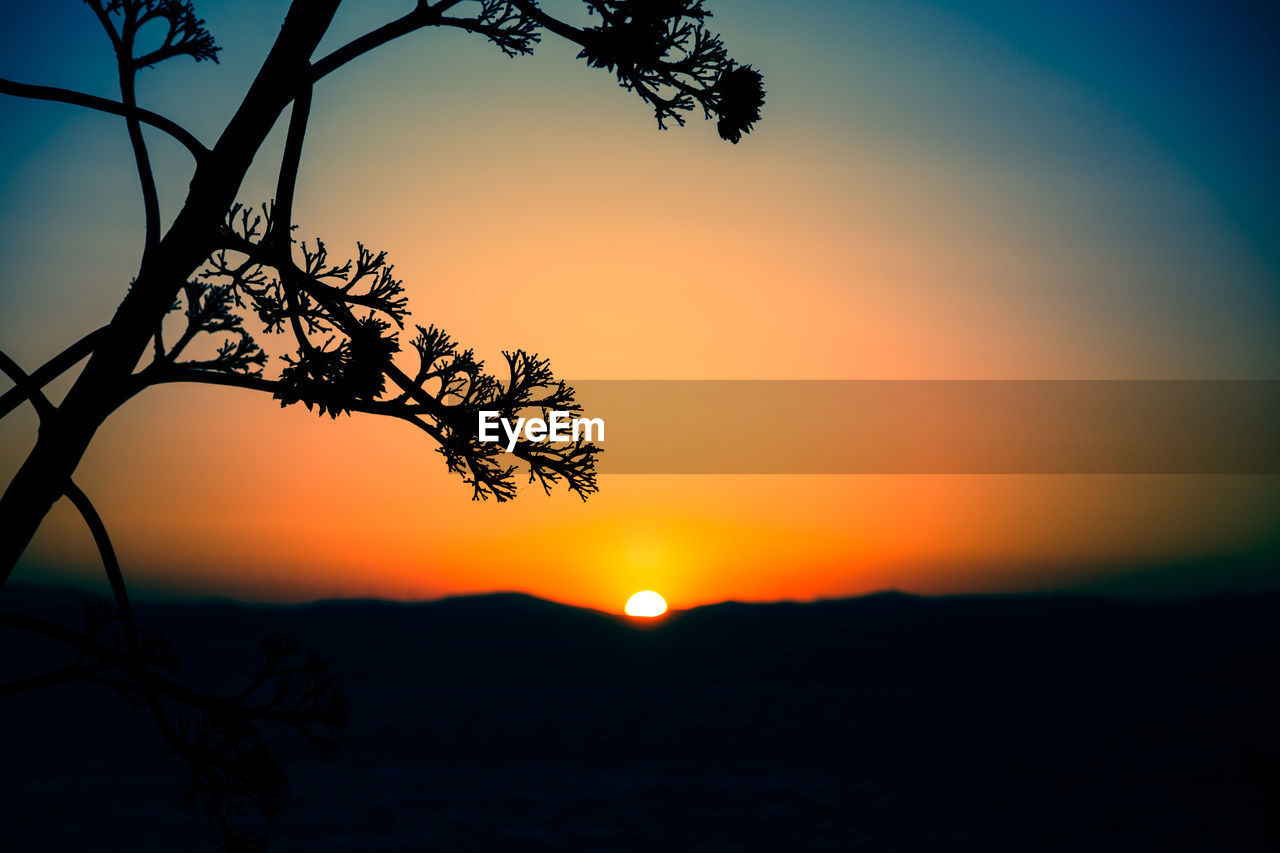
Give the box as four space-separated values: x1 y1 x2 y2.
2 583 1279 851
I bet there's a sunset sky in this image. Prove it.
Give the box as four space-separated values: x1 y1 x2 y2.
2 0 1278 609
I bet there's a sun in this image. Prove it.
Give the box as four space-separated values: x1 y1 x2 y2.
624 590 668 618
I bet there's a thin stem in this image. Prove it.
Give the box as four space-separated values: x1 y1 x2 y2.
0 348 136 646
63 482 137 650
270 75 313 246
0 349 57 422
0 79 207 159
83 0 123 51
309 4 442 83
144 367 280 395
116 55 162 259
140 366 448 442
0 327 108 420
507 0 588 46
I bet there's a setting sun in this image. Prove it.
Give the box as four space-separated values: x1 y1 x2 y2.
624 591 668 618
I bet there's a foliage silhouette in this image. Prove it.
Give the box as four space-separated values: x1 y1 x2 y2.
0 0 762 849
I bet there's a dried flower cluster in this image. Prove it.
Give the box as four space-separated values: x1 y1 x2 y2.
571 0 765 140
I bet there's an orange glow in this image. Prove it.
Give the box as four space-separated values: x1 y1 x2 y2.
7 380 1278 608
3 4 1279 608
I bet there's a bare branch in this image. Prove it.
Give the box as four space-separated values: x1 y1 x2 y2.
269 77 312 247
0 349 135 640
121 76 161 257
0 78 208 159
64 482 138 644
0 349 57 422
310 5 443 83
76 1 225 256
112 57 162 259
0 327 107 420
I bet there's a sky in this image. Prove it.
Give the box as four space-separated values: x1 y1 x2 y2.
1 0 1278 610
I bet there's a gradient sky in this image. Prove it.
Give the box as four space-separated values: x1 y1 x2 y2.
1 0 1278 609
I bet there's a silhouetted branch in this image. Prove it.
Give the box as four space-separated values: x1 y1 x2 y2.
121 73 162 257
2 1 760 845
0 78 208 159
131 1 220 68
509 0 763 140
310 1 541 82
0 349 135 642
269 77 311 248
78 1 223 256
154 280 266 375
0 327 108 420
0 349 57 422
144 367 278 395
437 2 540 57
0 342 343 850
0 354 147 666
146 202 599 502
86 0 220 68
310 3 445 82
64 481 138 638
310 2 762 140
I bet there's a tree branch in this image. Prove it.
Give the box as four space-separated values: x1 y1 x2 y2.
0 327 108 421
140 366 448 442
64 481 138 649
115 56 162 259
309 4 443 83
0 78 208 159
0 349 56 422
144 366 281 395
506 0 587 45
270 73 313 247
0 348 136 644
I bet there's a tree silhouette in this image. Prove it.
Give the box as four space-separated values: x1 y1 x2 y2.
0 0 761 848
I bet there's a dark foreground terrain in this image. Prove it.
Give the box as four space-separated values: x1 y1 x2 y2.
2 585 1279 851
